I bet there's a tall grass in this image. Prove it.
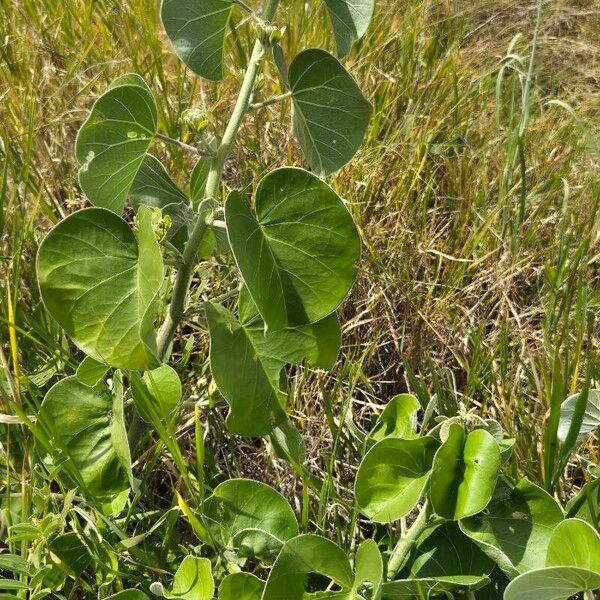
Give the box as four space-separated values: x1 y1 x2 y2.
1 0 599 592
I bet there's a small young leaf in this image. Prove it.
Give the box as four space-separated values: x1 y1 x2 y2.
131 364 182 424
226 169 360 331
262 534 353 600
353 539 383 599
323 0 374 58
128 154 188 209
460 478 564 578
161 0 233 81
355 436 439 523
430 424 500 520
203 478 298 558
75 73 157 213
558 389 600 450
75 356 109 387
289 49 372 176
190 157 210 204
156 557 214 600
370 394 420 442
218 573 264 600
39 377 131 500
37 206 163 370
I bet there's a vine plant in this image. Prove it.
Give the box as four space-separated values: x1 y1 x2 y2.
16 0 600 599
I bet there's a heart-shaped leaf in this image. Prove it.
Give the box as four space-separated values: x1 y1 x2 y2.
152 557 214 600
75 356 110 387
324 0 374 58
39 377 131 500
355 437 439 523
204 479 297 559
206 302 287 436
460 478 564 578
289 49 371 176
262 534 354 600
226 169 360 331
430 424 500 520
37 206 163 370
75 74 157 213
219 573 264 600
370 394 420 442
558 389 600 450
546 518 600 571
161 0 233 81
128 154 188 209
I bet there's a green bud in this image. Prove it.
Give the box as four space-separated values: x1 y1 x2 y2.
182 107 210 133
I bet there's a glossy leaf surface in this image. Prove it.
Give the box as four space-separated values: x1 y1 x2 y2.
161 0 232 80
37 206 162 370
39 377 131 499
546 518 600 570
355 436 439 523
503 566 600 600
460 478 564 578
226 169 359 331
203 479 298 558
370 394 420 442
75 74 156 213
324 0 374 58
289 49 371 176
430 424 500 519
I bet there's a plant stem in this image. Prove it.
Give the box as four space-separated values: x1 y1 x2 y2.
386 501 431 580
250 91 292 110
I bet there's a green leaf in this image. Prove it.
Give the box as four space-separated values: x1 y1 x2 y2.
39 377 131 500
218 573 264 600
353 539 383 599
37 206 163 370
48 532 92 576
289 49 371 176
131 364 181 424
354 436 439 523
190 157 210 204
206 302 287 436
411 522 495 583
269 419 306 465
566 477 599 528
159 557 214 600
75 74 157 213
238 284 342 370
546 518 600 571
370 394 420 442
226 169 360 330
161 0 233 81
262 534 353 600
430 424 500 520
381 576 490 599
323 0 374 58
203 478 298 558
503 566 600 600
106 592 149 600
75 356 109 387
558 389 600 450
128 154 187 209
460 478 564 578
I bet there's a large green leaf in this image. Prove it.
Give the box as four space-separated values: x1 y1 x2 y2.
161 0 233 81
75 74 157 213
203 479 298 559
206 302 287 436
504 518 600 600
219 573 264 600
503 567 600 600
546 518 600 571
558 389 600 449
39 377 131 500
354 437 439 523
226 169 360 331
128 154 187 209
411 522 495 582
289 49 371 176
324 0 374 58
370 394 420 442
262 534 353 600
37 206 163 370
430 424 500 520
460 478 564 578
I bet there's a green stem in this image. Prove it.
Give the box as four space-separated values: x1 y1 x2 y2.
386 501 431 580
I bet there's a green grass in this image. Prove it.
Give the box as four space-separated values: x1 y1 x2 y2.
1 0 599 595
